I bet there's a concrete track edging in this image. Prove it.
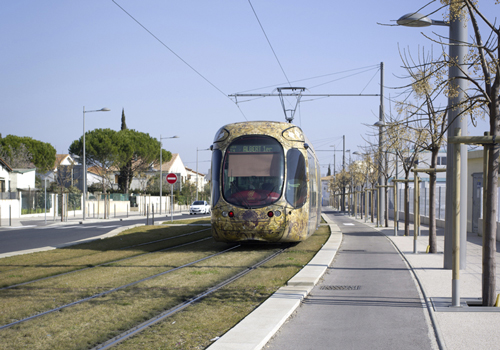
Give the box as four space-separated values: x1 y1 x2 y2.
207 212 342 350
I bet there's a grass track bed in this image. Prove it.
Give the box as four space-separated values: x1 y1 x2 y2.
0 226 211 288
113 225 330 350
0 221 330 350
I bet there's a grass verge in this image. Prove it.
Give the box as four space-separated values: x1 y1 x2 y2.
163 218 211 225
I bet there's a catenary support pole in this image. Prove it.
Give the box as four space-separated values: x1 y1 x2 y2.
452 128 461 307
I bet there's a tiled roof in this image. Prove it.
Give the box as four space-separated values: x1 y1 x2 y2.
54 154 74 169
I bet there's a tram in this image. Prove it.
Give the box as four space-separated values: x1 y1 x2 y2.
210 121 321 243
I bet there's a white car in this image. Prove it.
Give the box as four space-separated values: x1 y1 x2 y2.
189 200 210 215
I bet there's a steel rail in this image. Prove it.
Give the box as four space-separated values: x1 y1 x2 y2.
1 228 211 291
91 246 290 350
0 241 238 330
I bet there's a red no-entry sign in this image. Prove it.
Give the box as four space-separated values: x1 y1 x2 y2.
166 173 178 184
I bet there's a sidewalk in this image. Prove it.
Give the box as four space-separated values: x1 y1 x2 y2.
210 208 500 350
368 214 500 350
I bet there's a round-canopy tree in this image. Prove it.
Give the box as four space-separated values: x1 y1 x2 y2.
0 135 56 171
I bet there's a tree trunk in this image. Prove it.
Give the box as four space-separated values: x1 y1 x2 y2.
371 188 375 223
385 178 389 227
483 134 498 306
428 172 437 253
428 150 438 253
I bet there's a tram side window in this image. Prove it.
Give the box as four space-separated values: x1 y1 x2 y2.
286 149 307 208
211 149 222 207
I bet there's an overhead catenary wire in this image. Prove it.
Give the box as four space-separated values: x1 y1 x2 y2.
111 0 248 120
235 64 380 94
248 0 292 87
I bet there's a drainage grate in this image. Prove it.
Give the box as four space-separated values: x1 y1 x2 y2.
320 285 361 290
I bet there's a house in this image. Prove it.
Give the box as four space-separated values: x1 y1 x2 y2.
44 154 77 186
146 153 188 191
10 168 36 191
0 157 13 198
83 166 111 192
321 175 333 206
185 167 207 193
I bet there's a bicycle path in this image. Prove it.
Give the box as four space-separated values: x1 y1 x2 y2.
264 212 437 349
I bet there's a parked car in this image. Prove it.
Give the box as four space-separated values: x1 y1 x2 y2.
189 200 210 215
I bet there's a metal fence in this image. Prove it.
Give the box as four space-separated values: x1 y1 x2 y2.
93 193 130 201
21 191 53 214
388 185 446 220
0 192 18 200
388 184 500 222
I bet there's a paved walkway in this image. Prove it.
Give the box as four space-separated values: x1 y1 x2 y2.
210 208 500 350
266 212 435 349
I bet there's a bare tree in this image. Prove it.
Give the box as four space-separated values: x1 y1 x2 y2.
384 115 426 236
397 47 450 253
459 0 500 307
395 0 499 306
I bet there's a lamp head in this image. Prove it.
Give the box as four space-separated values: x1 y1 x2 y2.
397 13 432 27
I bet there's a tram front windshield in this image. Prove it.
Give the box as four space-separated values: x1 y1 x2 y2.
222 136 284 208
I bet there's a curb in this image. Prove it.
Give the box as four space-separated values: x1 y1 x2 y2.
207 213 342 350
0 223 145 259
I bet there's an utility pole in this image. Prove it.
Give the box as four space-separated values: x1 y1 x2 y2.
378 62 385 227
343 135 346 213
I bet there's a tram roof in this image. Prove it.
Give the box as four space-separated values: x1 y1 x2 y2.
214 121 316 154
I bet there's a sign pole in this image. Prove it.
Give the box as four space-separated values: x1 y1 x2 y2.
165 173 178 223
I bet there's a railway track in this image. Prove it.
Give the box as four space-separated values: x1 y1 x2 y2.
0 228 211 291
91 247 288 350
0 222 329 350
0 240 237 330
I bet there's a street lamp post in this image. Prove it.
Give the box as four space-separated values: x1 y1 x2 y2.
378 62 386 226
160 135 179 215
82 107 110 221
397 11 468 269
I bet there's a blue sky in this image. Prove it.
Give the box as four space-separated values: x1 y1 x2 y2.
1 1 494 175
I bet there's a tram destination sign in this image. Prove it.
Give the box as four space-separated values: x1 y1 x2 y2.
166 173 178 184
229 144 280 153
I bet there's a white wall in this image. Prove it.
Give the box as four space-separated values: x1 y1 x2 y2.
10 169 36 190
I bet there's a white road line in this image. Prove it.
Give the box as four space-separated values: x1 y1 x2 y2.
343 223 355 226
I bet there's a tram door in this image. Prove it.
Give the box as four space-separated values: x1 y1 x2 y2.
471 173 483 234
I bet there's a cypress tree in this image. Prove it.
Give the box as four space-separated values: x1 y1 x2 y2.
121 108 127 130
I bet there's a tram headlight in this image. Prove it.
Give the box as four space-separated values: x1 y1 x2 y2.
274 210 282 217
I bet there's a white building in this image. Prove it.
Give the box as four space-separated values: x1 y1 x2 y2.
0 157 13 196
132 153 188 192
185 167 207 193
10 168 36 191
321 175 333 206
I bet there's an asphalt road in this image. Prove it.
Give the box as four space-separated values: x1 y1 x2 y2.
0 213 206 255
265 212 436 350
